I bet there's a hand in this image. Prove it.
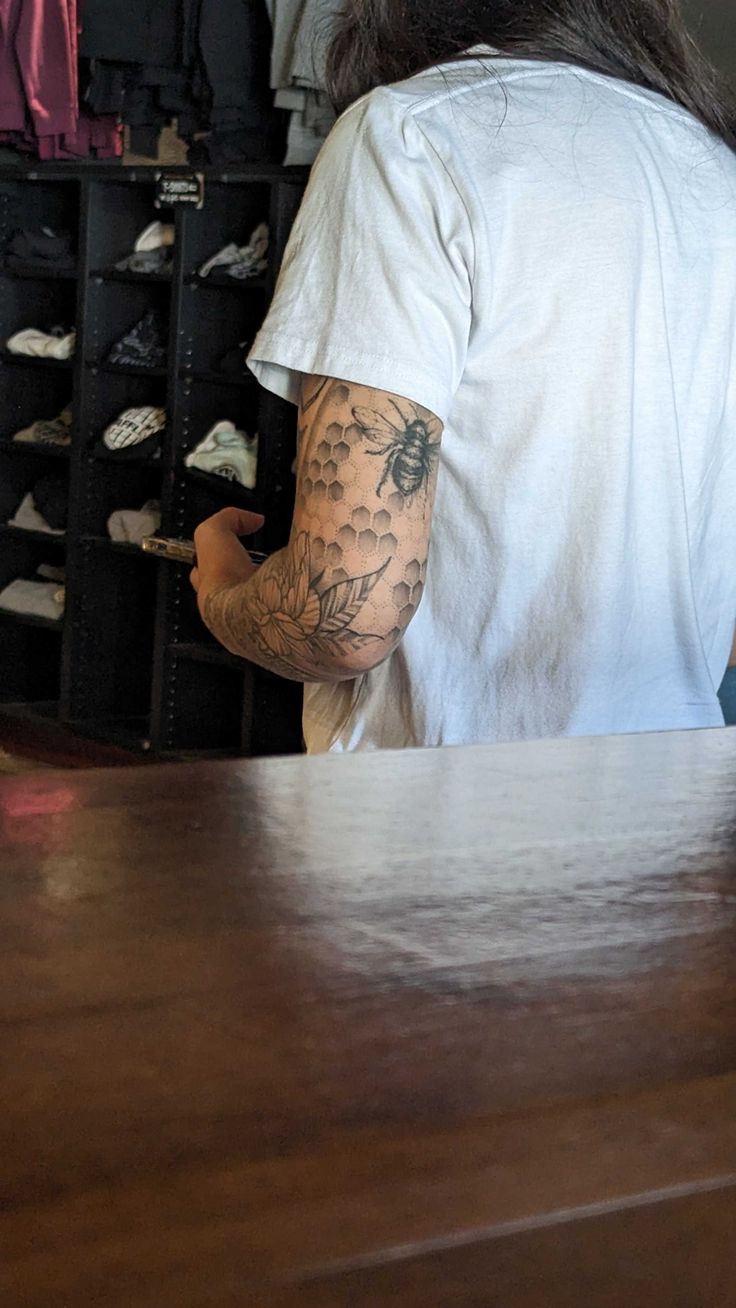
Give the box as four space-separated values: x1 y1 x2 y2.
190 507 265 614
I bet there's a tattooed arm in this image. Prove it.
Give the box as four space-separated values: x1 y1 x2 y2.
194 377 444 683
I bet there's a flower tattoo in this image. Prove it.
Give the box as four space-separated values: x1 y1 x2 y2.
206 533 389 678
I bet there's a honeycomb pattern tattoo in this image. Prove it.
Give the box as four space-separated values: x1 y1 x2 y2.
295 383 433 641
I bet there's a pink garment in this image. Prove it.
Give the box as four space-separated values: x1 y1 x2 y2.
1 113 121 158
36 112 122 159
0 0 77 137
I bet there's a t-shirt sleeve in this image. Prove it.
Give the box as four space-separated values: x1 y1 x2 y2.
248 89 474 423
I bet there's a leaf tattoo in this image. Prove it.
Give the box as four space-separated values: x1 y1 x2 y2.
319 572 386 634
301 376 330 413
209 533 389 678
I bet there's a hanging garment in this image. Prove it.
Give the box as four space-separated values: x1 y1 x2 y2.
79 0 178 66
0 0 120 156
268 0 306 92
291 0 334 88
267 0 338 163
196 0 287 163
0 0 78 137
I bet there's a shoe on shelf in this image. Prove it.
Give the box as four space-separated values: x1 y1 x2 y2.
184 421 258 489
134 221 175 253
107 310 167 370
5 226 75 270
114 246 172 276
6 326 76 359
97 406 167 460
107 499 161 546
0 577 65 621
13 405 73 446
8 491 65 536
198 223 268 280
217 341 252 376
112 221 175 276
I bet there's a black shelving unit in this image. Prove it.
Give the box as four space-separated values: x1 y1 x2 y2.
0 163 307 758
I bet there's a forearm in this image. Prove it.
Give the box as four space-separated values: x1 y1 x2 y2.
200 534 394 683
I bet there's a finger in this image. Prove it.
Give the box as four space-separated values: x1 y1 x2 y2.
190 566 200 592
208 507 266 536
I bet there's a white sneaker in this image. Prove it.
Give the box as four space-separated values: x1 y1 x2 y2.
198 243 241 278
6 327 76 359
103 406 167 451
134 221 175 253
185 421 258 489
198 224 269 280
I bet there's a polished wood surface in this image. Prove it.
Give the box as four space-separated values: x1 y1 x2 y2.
2 728 736 1306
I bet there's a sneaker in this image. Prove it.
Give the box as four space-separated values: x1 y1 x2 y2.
217 341 252 376
107 499 162 545
13 406 73 446
6 327 76 359
134 221 175 253
184 421 258 489
98 406 166 460
6 226 75 269
8 491 65 535
115 246 172 276
107 310 167 370
198 223 268 280
197 242 240 279
0 578 65 621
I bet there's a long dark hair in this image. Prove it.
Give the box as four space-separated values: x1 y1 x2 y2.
326 0 736 150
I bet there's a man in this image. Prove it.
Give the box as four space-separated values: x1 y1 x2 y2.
192 2 736 752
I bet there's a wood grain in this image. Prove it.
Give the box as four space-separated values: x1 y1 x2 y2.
1 727 736 1304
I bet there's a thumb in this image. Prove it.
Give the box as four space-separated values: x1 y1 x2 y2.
217 507 265 536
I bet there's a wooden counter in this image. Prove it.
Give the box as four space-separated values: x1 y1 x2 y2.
2 728 736 1305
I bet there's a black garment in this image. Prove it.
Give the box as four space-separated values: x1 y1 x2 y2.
80 0 178 66
107 310 167 370
84 62 127 116
114 247 173 276
189 129 269 167
6 228 75 269
32 475 68 531
81 0 286 163
94 433 161 462
0 456 32 521
218 342 252 376
197 0 287 162
0 545 35 591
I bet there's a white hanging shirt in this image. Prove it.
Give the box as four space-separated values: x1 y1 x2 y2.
249 52 736 752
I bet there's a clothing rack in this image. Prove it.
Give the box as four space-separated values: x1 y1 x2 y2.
0 0 338 166
0 162 307 758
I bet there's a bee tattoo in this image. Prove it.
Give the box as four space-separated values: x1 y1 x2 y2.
353 399 442 502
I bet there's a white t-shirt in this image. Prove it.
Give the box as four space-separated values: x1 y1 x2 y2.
249 51 736 753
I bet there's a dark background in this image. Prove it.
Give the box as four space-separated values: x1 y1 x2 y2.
682 1 736 85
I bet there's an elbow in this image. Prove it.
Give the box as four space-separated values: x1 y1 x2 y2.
326 595 424 680
321 631 402 683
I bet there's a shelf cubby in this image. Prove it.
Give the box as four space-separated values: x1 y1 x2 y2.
0 163 307 759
